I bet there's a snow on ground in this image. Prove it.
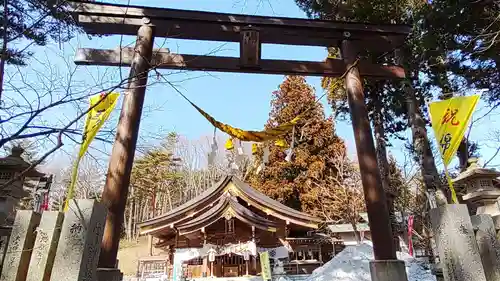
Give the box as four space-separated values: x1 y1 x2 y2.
275 276 292 281
306 243 436 281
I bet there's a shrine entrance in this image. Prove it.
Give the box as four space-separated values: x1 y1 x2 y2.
67 1 411 269
184 254 248 278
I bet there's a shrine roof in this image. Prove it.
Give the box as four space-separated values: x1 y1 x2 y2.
138 175 322 236
0 147 44 177
328 223 370 233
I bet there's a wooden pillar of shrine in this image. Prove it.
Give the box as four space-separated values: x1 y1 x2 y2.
148 235 153 256
202 256 208 277
251 255 257 275
245 260 249 276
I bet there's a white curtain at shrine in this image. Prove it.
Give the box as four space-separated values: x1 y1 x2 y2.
172 247 208 281
171 241 258 281
257 246 289 260
171 242 290 281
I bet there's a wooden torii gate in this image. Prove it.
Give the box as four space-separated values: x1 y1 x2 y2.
69 1 410 269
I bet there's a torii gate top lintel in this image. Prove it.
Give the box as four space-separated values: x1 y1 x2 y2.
69 1 410 79
69 1 410 47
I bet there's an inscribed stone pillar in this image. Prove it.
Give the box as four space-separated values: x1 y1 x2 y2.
491 215 500 238
471 215 500 281
0 234 10 273
26 211 64 281
430 204 487 281
50 200 107 281
1 210 41 281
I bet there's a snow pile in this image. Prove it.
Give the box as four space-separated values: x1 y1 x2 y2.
275 275 292 281
306 243 436 281
397 250 436 281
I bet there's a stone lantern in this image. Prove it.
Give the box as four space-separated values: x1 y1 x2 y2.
0 146 47 228
454 158 500 216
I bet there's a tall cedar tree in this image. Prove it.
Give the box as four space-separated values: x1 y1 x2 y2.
248 76 346 215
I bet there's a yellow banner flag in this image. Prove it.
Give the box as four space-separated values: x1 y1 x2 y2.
429 95 480 203
429 95 480 166
259 251 272 280
64 92 120 211
274 139 288 148
252 143 258 155
225 138 234 150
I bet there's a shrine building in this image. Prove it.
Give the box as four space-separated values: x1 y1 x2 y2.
137 176 338 280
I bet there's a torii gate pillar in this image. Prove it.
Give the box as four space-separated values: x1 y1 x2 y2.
340 40 396 260
341 40 408 280
98 20 155 268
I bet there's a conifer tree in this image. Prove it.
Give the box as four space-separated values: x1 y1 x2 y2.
248 76 346 215
1 0 78 65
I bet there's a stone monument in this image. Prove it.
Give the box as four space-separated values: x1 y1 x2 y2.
430 204 487 281
50 199 107 281
26 211 64 281
0 211 41 281
454 158 500 281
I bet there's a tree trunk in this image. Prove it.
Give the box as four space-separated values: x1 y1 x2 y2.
166 184 173 211
372 86 399 251
372 87 390 196
151 186 157 218
396 50 448 207
143 200 148 220
134 198 140 240
127 185 134 241
352 222 361 244
0 0 9 101
396 54 449 207
406 84 450 205
457 139 469 171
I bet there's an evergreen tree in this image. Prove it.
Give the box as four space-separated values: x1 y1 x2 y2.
294 0 469 206
248 76 347 215
1 0 79 65
131 136 183 217
418 0 499 105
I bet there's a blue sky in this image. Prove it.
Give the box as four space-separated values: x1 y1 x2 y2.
5 0 500 176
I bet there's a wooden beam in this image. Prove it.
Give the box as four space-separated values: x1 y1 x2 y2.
70 1 410 34
74 48 405 79
76 15 406 52
69 1 410 51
